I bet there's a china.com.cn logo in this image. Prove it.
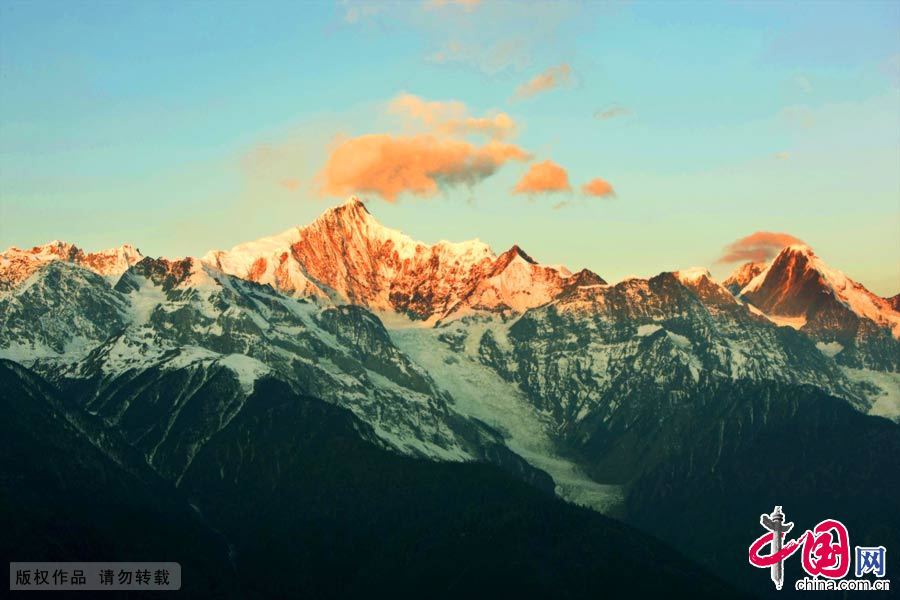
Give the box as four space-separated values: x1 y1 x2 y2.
748 506 890 592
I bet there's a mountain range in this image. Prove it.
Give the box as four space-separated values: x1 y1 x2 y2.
2 196 898 597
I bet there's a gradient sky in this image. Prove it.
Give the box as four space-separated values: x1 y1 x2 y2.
1 1 898 294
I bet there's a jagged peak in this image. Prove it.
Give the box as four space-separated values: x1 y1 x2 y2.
342 195 367 210
308 195 410 241
39 239 74 249
740 243 900 337
675 267 712 284
101 242 142 255
317 195 373 223
781 243 815 256
569 268 607 286
723 261 765 293
485 244 536 277
615 274 648 285
2 240 142 266
747 243 828 294
502 244 537 264
124 255 219 291
740 245 819 296
725 261 765 280
22 240 80 256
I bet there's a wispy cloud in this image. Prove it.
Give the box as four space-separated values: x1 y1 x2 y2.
717 231 805 264
774 151 791 161
428 39 530 74
514 63 572 100
388 93 516 139
594 104 630 120
513 160 571 194
320 134 529 201
347 1 577 77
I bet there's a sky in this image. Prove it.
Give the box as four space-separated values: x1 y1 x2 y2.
1 0 898 295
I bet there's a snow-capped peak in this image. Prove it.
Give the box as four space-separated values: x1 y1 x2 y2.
740 244 900 338
783 243 814 255
81 244 145 277
0 240 143 291
198 198 593 320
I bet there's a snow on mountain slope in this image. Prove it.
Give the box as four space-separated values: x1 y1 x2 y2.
841 367 900 420
722 261 765 295
469 270 875 437
202 197 585 322
0 240 142 291
0 260 130 367
440 246 605 321
202 226 333 301
63 255 479 462
389 318 623 513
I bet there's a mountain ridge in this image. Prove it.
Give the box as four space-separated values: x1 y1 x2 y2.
2 198 897 598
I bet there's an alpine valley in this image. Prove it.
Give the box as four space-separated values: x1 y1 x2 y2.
3 197 898 598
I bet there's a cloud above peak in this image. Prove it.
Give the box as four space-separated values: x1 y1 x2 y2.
513 160 571 194
717 231 806 264
318 92 532 202
320 134 530 202
514 63 572 100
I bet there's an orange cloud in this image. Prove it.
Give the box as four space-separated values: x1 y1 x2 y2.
581 178 615 198
717 231 806 264
320 134 530 201
389 93 516 139
514 63 572 100
513 160 571 194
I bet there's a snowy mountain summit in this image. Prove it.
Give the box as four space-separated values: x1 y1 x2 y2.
736 244 900 370
0 240 142 291
202 196 599 322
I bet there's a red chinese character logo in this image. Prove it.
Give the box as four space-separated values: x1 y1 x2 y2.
749 506 851 590
801 519 850 578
